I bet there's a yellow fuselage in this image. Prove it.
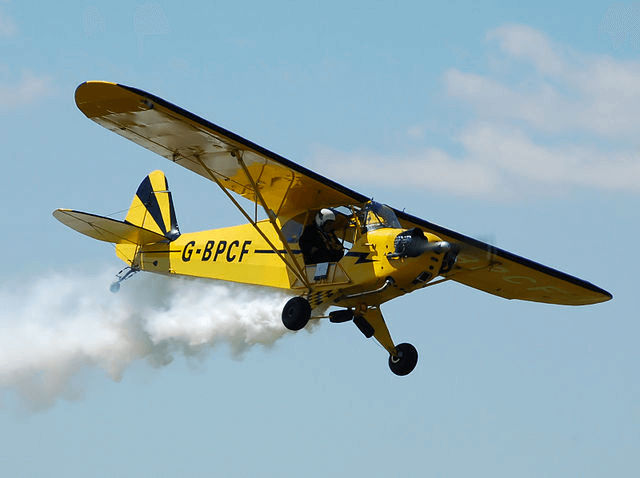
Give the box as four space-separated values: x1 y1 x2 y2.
123 221 446 309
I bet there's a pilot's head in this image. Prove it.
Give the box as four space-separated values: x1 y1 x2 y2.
315 208 336 231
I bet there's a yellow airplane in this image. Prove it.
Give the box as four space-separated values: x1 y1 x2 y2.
54 81 612 376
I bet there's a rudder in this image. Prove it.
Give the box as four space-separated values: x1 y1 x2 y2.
116 170 180 266
125 170 180 240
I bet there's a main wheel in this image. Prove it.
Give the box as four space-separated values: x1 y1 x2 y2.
388 343 418 376
282 297 311 331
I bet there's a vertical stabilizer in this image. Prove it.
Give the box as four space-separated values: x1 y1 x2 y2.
125 170 180 239
116 170 180 265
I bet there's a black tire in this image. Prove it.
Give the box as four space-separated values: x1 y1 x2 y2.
282 296 311 331
329 309 354 323
388 343 418 376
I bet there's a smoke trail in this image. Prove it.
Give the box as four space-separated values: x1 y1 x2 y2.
0 269 300 411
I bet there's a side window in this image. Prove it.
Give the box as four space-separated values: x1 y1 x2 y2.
282 207 357 252
282 215 306 244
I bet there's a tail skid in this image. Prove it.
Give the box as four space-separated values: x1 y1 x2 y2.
109 266 139 293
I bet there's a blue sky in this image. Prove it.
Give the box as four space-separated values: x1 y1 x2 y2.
1 1 638 477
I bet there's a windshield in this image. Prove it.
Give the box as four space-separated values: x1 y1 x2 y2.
359 201 402 232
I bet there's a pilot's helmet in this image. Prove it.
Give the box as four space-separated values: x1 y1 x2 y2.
315 208 336 227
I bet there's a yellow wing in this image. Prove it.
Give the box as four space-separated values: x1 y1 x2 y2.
75 81 369 219
75 81 611 306
396 210 612 305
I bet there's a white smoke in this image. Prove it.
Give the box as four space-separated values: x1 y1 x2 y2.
0 270 299 411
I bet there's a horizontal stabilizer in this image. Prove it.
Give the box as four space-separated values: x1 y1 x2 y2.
53 209 167 245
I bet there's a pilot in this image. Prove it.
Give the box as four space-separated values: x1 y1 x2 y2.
299 208 344 265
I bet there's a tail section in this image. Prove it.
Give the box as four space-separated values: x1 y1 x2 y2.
54 170 180 268
124 170 180 241
53 209 167 245
116 170 180 266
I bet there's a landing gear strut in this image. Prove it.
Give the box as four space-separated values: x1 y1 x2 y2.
340 306 419 376
281 297 311 331
388 343 418 376
283 299 419 376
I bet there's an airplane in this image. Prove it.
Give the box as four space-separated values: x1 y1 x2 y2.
54 81 612 376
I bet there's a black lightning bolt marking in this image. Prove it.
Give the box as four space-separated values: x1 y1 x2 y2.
345 251 375 264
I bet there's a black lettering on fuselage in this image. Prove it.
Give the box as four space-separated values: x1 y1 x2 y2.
239 240 251 262
182 240 196 262
213 241 227 261
202 240 215 261
227 240 240 262
181 239 252 263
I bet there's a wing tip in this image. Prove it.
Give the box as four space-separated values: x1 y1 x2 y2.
597 289 614 303
576 281 613 305
52 208 73 219
550 287 612 306
75 81 127 115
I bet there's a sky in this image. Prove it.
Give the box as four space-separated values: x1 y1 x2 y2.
1 1 638 476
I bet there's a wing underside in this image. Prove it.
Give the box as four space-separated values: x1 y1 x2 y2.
75 81 368 219
396 210 612 305
74 81 611 306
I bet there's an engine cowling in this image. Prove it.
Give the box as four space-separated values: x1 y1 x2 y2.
391 228 457 274
392 228 450 257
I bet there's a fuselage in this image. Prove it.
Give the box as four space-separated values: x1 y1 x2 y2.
129 218 449 310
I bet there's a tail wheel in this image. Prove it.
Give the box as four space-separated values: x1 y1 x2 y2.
282 297 311 331
388 343 418 376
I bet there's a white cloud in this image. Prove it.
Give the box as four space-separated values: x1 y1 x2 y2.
487 23 566 76
444 68 571 135
315 146 500 198
458 123 640 193
450 24 640 139
316 123 640 200
315 24 640 199
0 72 54 110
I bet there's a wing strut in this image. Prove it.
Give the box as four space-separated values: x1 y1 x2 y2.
193 154 312 292
235 153 311 288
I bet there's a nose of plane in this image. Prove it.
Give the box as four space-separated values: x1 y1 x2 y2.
392 227 451 258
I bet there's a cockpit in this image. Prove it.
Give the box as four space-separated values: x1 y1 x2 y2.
280 201 409 281
282 201 403 255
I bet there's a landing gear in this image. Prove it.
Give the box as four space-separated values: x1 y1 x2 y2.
339 306 419 376
282 296 311 331
284 300 419 375
388 343 418 376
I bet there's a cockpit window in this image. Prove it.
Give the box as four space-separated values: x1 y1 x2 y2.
359 201 402 232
